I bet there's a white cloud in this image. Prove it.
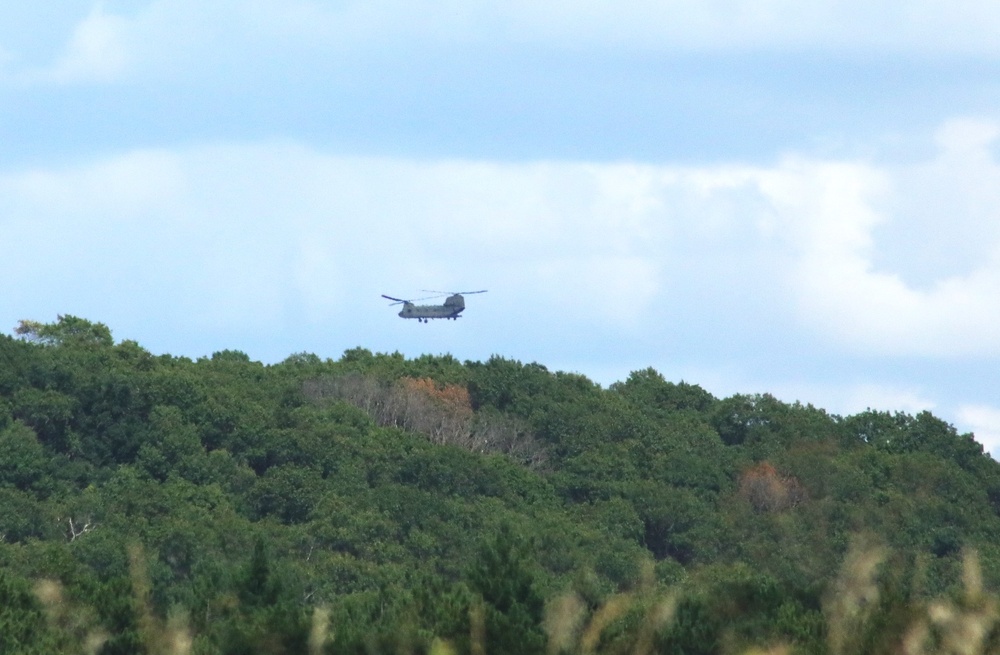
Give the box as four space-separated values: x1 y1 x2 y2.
23 5 132 84
3 118 1000 357
666 370 938 419
0 44 13 69
237 0 1000 55
757 121 1000 356
0 3 233 86
6 0 1000 89
835 383 937 417
937 118 1000 152
532 256 661 327
957 405 1000 457
0 144 672 337
4 149 184 213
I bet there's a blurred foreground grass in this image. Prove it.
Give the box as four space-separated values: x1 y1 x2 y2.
30 540 1000 655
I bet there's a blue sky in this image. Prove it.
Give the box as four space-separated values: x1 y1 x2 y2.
3 2 1000 454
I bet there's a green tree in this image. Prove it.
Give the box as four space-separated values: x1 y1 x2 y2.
467 525 545 655
135 405 208 483
11 388 77 454
611 367 715 415
223 538 308 655
0 488 55 542
0 568 53 654
15 315 113 348
0 421 50 493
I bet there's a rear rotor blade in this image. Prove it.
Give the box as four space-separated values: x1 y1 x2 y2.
383 293 447 305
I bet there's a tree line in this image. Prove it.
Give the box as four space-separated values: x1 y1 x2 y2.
1 315 999 654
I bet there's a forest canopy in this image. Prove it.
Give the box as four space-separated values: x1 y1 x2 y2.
1 315 999 655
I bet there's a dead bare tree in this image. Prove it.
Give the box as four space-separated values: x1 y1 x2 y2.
304 374 544 466
63 517 96 541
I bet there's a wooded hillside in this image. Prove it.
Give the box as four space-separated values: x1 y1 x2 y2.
2 316 999 654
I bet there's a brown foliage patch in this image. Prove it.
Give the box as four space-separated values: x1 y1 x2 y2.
738 462 807 513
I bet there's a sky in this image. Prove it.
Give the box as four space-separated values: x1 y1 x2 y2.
3 2 1000 455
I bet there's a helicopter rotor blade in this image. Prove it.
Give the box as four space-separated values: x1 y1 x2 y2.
383 293 448 305
420 289 488 295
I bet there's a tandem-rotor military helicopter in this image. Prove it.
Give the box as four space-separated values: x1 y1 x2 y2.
381 290 487 322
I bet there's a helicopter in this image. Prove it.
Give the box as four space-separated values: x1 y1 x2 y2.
381 290 487 322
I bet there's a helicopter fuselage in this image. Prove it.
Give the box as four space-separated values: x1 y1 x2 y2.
382 290 486 323
398 294 466 322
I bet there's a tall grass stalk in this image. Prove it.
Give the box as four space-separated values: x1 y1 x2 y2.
31 541 1000 655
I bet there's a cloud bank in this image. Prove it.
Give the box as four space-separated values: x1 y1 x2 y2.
4 120 1000 357
5 1 1000 87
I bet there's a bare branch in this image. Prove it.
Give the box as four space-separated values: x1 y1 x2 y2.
67 517 96 541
